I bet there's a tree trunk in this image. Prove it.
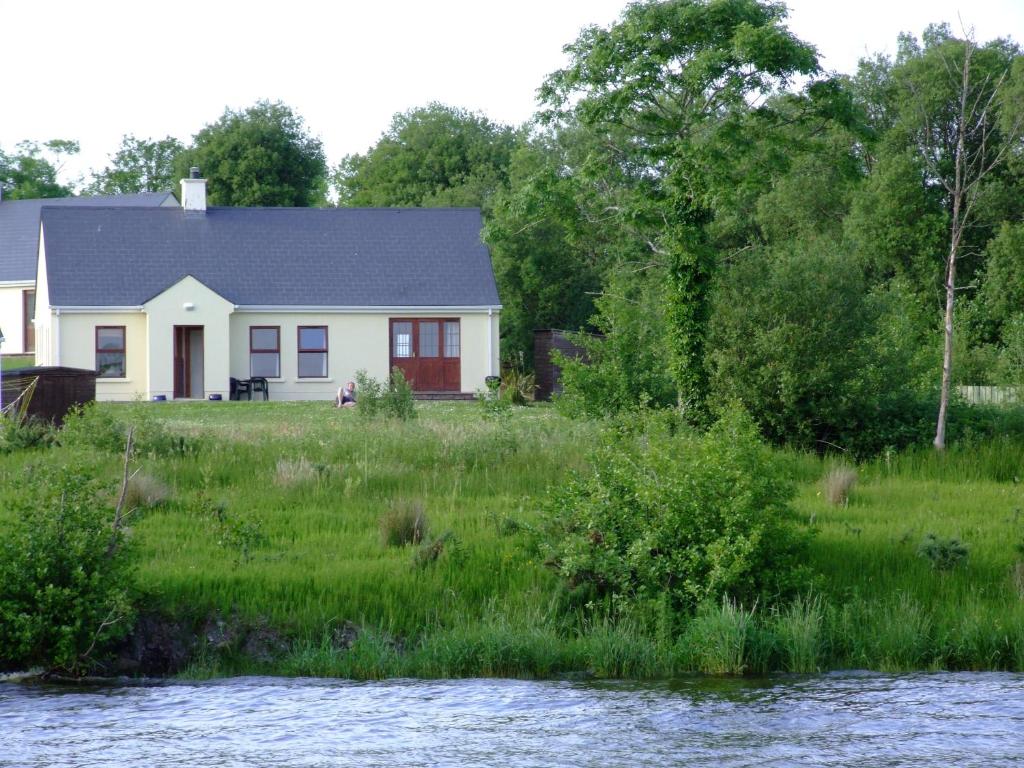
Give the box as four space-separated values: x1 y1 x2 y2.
934 243 957 451
934 53 969 452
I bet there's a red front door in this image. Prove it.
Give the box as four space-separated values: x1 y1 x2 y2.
390 318 461 392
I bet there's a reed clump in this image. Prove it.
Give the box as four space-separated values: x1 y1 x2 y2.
823 465 857 506
380 498 429 547
123 471 171 510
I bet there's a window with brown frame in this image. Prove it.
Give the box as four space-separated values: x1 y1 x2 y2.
96 326 126 378
297 325 328 378
250 326 281 378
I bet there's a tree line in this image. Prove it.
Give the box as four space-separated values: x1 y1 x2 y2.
4 0 1024 454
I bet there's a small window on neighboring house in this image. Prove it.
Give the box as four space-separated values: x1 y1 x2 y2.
297 326 328 377
23 289 35 353
96 326 126 378
444 321 460 358
250 326 280 378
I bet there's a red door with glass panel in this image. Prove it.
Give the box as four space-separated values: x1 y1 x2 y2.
390 318 460 392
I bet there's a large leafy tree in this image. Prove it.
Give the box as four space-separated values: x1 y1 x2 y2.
0 140 79 199
85 135 184 195
485 124 648 366
334 103 518 211
176 101 327 207
539 0 819 418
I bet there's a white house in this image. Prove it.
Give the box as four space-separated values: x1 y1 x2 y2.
32 171 501 401
0 190 175 355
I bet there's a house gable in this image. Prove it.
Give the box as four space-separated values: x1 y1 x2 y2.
143 275 235 401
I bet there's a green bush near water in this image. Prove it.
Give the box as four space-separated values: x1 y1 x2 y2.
542 408 811 616
2 401 1024 677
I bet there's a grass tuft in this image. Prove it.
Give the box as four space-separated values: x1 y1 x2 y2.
124 471 171 510
823 465 857 506
380 498 429 547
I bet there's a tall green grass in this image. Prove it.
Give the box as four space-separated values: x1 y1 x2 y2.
3 400 1024 677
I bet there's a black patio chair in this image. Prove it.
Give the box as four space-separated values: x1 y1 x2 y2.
230 377 252 401
250 376 269 401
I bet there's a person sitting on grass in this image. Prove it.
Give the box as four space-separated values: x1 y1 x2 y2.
335 380 357 407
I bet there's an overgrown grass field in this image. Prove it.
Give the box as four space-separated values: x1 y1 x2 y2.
3 401 1024 677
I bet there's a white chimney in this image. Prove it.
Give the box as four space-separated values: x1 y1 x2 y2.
180 167 207 212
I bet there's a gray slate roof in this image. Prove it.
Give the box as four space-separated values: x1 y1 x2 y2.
40 206 501 308
0 192 174 282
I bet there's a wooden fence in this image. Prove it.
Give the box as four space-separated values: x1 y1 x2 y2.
957 385 1019 406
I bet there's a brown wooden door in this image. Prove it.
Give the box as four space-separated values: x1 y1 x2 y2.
22 289 35 353
390 319 460 392
173 326 204 398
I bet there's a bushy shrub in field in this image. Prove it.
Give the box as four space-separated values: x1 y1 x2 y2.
0 416 54 453
542 407 811 616
476 376 512 420
708 242 937 455
0 463 135 674
354 368 416 420
918 534 969 571
59 402 196 457
554 269 676 419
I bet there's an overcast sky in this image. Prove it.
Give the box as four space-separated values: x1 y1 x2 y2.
1 0 1022 188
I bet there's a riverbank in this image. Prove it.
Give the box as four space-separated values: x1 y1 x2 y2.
2 401 1023 677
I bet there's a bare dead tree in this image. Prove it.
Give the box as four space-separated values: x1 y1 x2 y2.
907 35 1024 450
106 426 136 558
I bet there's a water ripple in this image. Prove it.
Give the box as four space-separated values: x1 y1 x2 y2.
1 673 1023 767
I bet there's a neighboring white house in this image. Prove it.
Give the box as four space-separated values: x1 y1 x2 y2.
33 172 501 401
0 190 175 355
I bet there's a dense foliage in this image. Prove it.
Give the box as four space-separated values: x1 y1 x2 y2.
0 139 78 199
0 463 135 674
707 242 937 455
174 100 328 207
542 409 811 616
85 134 185 195
334 103 517 210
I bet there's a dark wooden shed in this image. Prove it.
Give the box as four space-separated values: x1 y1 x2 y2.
533 329 594 401
2 366 96 425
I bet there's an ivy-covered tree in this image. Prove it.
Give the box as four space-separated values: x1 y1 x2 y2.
539 0 820 418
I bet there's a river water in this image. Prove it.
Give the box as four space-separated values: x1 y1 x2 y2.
2 672 1022 767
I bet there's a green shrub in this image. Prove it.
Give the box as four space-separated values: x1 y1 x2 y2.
500 357 536 406
0 463 135 674
554 268 676 419
476 376 512 420
708 243 937 455
542 407 811 616
59 402 198 457
354 368 416 420
0 416 54 453
918 534 969 571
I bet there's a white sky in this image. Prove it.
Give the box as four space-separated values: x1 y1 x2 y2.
1 0 1022 188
